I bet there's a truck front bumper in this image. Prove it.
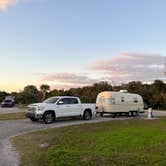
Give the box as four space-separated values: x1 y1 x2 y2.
26 112 43 119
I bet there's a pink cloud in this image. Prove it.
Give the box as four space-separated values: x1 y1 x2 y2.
90 52 166 84
37 52 166 89
41 73 99 84
50 84 84 90
0 0 46 11
0 0 16 11
39 72 101 89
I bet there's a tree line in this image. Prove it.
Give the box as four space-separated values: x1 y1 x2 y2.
0 80 166 109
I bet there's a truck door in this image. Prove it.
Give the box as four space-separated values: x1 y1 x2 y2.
56 98 71 117
56 98 81 117
68 98 82 116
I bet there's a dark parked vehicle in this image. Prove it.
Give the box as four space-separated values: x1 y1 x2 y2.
144 102 148 110
1 97 15 108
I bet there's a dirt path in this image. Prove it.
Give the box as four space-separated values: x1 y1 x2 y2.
0 117 131 166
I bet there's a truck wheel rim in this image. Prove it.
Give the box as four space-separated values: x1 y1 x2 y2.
85 112 90 119
46 113 53 123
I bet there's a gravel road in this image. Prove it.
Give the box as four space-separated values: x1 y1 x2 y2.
0 110 165 166
0 116 130 166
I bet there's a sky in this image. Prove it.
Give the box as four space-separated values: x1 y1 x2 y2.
0 0 166 92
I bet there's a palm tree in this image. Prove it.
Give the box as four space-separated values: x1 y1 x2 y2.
24 85 38 95
40 84 50 101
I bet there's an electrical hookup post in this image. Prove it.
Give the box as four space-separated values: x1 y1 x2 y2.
147 108 153 119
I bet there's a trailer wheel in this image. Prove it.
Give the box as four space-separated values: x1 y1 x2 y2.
128 111 133 117
100 112 104 117
135 111 139 117
112 113 116 118
136 111 140 116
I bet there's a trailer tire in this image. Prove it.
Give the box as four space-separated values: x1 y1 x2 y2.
112 113 116 118
100 112 104 117
134 111 139 117
128 111 133 117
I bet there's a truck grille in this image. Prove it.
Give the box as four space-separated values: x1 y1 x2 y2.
28 107 36 112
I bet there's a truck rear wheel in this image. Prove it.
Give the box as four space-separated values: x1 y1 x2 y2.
83 110 92 120
43 112 55 124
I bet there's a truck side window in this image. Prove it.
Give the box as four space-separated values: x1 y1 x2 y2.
69 98 78 104
58 98 70 105
121 97 124 102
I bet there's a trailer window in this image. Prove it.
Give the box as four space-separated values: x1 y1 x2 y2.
134 98 138 103
105 98 115 104
121 97 124 102
97 97 104 104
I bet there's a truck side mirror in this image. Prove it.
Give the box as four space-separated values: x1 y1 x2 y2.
58 101 64 105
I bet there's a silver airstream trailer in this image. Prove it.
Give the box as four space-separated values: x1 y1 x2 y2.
96 90 144 117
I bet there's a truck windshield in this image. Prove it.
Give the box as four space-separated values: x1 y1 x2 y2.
43 97 59 104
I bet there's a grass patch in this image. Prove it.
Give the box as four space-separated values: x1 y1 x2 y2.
0 112 26 120
12 118 166 166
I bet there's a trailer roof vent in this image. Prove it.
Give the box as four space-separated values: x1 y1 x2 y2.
119 90 128 93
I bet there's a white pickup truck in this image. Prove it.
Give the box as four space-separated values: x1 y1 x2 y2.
26 96 96 124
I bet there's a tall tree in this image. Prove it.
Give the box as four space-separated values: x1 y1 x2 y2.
24 85 39 95
40 84 50 101
16 85 39 104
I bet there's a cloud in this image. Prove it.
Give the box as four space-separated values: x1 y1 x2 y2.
90 52 166 84
39 72 100 89
0 0 16 11
37 52 166 90
0 0 46 11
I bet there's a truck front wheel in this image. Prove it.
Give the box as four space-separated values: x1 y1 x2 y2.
43 111 55 124
83 110 92 120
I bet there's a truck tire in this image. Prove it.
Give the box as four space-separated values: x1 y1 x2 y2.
83 110 92 120
43 111 55 124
